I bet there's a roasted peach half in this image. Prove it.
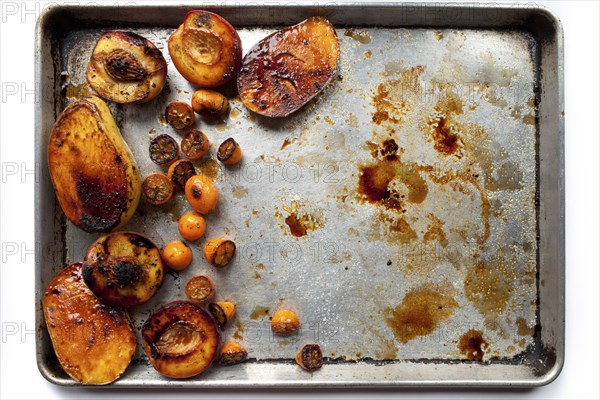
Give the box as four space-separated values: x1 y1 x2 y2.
82 231 165 307
48 96 141 233
86 31 167 104
168 10 242 87
142 301 219 379
43 263 136 385
237 17 340 117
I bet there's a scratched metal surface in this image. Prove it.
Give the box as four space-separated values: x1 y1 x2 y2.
35 4 564 387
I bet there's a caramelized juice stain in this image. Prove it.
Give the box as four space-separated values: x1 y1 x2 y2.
280 137 292 150
249 306 270 320
464 256 515 323
344 29 372 44
232 321 244 340
371 66 424 125
65 83 94 99
385 287 458 343
423 213 448 247
427 113 463 157
458 329 489 361
195 158 220 181
515 317 535 336
284 213 308 237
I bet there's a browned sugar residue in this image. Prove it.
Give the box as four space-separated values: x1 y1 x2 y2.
516 317 535 337
423 213 448 247
435 88 464 115
371 66 424 125
427 112 463 157
358 160 428 212
196 158 220 181
232 321 245 340
458 329 489 361
231 186 249 199
464 257 514 321
249 306 270 320
65 83 94 99
284 212 319 237
434 31 444 40
364 49 372 60
387 217 418 243
281 137 292 150
255 263 265 270
344 29 372 44
386 288 458 343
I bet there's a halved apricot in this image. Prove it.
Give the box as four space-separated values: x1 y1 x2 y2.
168 10 242 87
82 232 165 307
142 301 219 379
237 17 340 117
86 31 167 104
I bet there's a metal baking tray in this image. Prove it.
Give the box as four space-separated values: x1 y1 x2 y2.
35 2 564 387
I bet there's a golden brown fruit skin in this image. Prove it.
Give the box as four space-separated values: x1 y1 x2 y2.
142 301 219 379
82 232 165 307
237 17 340 117
168 10 242 88
43 263 136 385
192 89 229 115
47 96 141 233
86 31 167 104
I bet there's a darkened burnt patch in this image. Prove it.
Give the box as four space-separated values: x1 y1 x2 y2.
129 235 153 249
359 163 393 202
458 329 489 361
191 186 202 199
285 213 307 237
358 157 428 212
113 260 141 288
75 172 127 232
380 139 399 161
427 113 462 157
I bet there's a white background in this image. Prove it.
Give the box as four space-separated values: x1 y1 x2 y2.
1 0 598 399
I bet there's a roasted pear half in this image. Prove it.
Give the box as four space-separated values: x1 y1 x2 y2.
142 301 219 379
83 231 165 307
43 263 136 385
86 31 167 103
168 10 242 87
48 96 141 233
237 17 340 117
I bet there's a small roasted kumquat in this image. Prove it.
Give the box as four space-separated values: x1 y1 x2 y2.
185 174 219 214
162 240 193 271
178 211 207 241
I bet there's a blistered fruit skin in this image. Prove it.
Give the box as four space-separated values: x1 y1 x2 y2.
43 263 136 385
237 17 340 117
82 231 165 307
48 96 141 233
86 31 167 104
142 301 220 379
168 10 242 88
